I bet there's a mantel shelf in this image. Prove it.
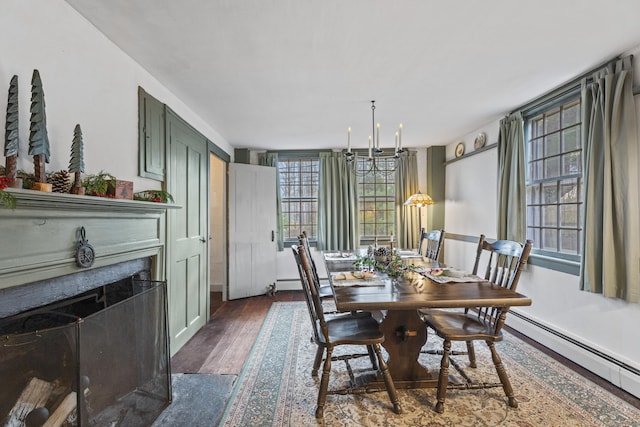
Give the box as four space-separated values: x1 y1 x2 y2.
1 187 174 290
2 188 181 212
445 142 498 165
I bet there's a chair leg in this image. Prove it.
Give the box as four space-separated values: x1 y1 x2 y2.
316 346 333 418
434 340 451 413
487 341 517 408
372 343 402 415
312 344 324 377
466 340 477 368
366 345 378 371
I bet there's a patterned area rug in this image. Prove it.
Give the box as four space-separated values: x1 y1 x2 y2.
220 302 640 426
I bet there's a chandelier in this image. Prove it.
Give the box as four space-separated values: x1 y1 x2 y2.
344 100 404 176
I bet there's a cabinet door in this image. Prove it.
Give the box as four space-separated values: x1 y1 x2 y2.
228 163 277 299
138 87 165 181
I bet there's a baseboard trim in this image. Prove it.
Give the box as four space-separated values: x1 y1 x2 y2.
509 310 640 399
276 279 303 291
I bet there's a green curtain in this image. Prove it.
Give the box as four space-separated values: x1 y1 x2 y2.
317 152 359 251
497 112 526 242
258 152 284 251
394 151 420 249
579 56 640 302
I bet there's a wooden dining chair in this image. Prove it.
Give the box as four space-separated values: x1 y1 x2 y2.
418 228 445 261
420 236 532 413
292 244 402 418
299 231 333 298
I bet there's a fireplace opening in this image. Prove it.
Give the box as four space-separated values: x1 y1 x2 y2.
0 276 170 427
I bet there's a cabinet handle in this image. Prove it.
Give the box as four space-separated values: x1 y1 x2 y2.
271 230 275 242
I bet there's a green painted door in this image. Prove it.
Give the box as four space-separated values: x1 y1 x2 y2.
166 109 208 355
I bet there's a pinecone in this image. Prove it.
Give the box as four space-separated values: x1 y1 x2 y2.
49 170 72 193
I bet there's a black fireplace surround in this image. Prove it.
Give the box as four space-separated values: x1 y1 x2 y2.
0 259 171 427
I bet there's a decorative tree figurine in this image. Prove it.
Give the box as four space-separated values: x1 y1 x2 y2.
29 69 52 191
69 124 85 195
4 75 21 188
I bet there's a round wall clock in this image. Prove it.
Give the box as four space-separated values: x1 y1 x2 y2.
474 132 487 150
455 142 465 158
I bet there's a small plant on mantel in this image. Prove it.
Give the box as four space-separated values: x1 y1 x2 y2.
0 176 17 209
133 190 174 203
82 171 116 198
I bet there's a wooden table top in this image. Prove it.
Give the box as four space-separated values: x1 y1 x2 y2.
324 254 532 312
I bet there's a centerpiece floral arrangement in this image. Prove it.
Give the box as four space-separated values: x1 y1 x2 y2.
353 246 419 278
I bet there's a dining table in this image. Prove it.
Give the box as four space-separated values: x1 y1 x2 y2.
323 250 532 389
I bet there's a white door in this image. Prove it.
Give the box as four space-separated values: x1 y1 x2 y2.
228 163 277 299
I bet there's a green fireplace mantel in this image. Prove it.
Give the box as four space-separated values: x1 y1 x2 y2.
0 188 179 290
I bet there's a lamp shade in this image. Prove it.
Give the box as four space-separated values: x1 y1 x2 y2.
404 192 435 207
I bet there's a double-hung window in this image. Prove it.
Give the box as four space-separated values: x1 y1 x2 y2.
357 157 396 243
277 152 399 246
524 92 583 260
278 157 319 243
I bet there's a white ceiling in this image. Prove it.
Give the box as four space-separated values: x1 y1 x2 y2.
65 0 640 152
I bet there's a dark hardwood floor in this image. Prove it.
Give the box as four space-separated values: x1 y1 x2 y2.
170 291 640 410
171 291 305 375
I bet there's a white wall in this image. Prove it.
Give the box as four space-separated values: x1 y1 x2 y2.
443 49 640 397
0 0 232 193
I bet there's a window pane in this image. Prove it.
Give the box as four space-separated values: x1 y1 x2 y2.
562 152 581 175
562 101 580 126
527 206 540 227
542 229 557 251
529 159 543 181
560 178 578 203
532 118 544 139
545 109 561 133
559 204 578 227
527 184 540 205
529 137 543 161
545 133 560 156
544 156 560 179
560 230 579 254
542 182 557 203
542 206 557 227
562 126 580 151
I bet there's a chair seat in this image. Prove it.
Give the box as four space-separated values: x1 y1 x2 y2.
421 310 503 343
316 316 384 346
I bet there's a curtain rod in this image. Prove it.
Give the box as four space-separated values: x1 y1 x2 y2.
511 55 625 116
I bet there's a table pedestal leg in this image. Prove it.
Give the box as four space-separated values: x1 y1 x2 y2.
368 310 439 389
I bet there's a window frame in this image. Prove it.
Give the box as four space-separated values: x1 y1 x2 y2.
356 155 397 245
522 86 583 274
276 151 322 246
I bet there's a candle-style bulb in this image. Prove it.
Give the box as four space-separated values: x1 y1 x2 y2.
347 127 351 153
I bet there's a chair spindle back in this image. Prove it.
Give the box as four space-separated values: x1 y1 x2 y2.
418 229 445 260
292 244 329 340
470 235 533 335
